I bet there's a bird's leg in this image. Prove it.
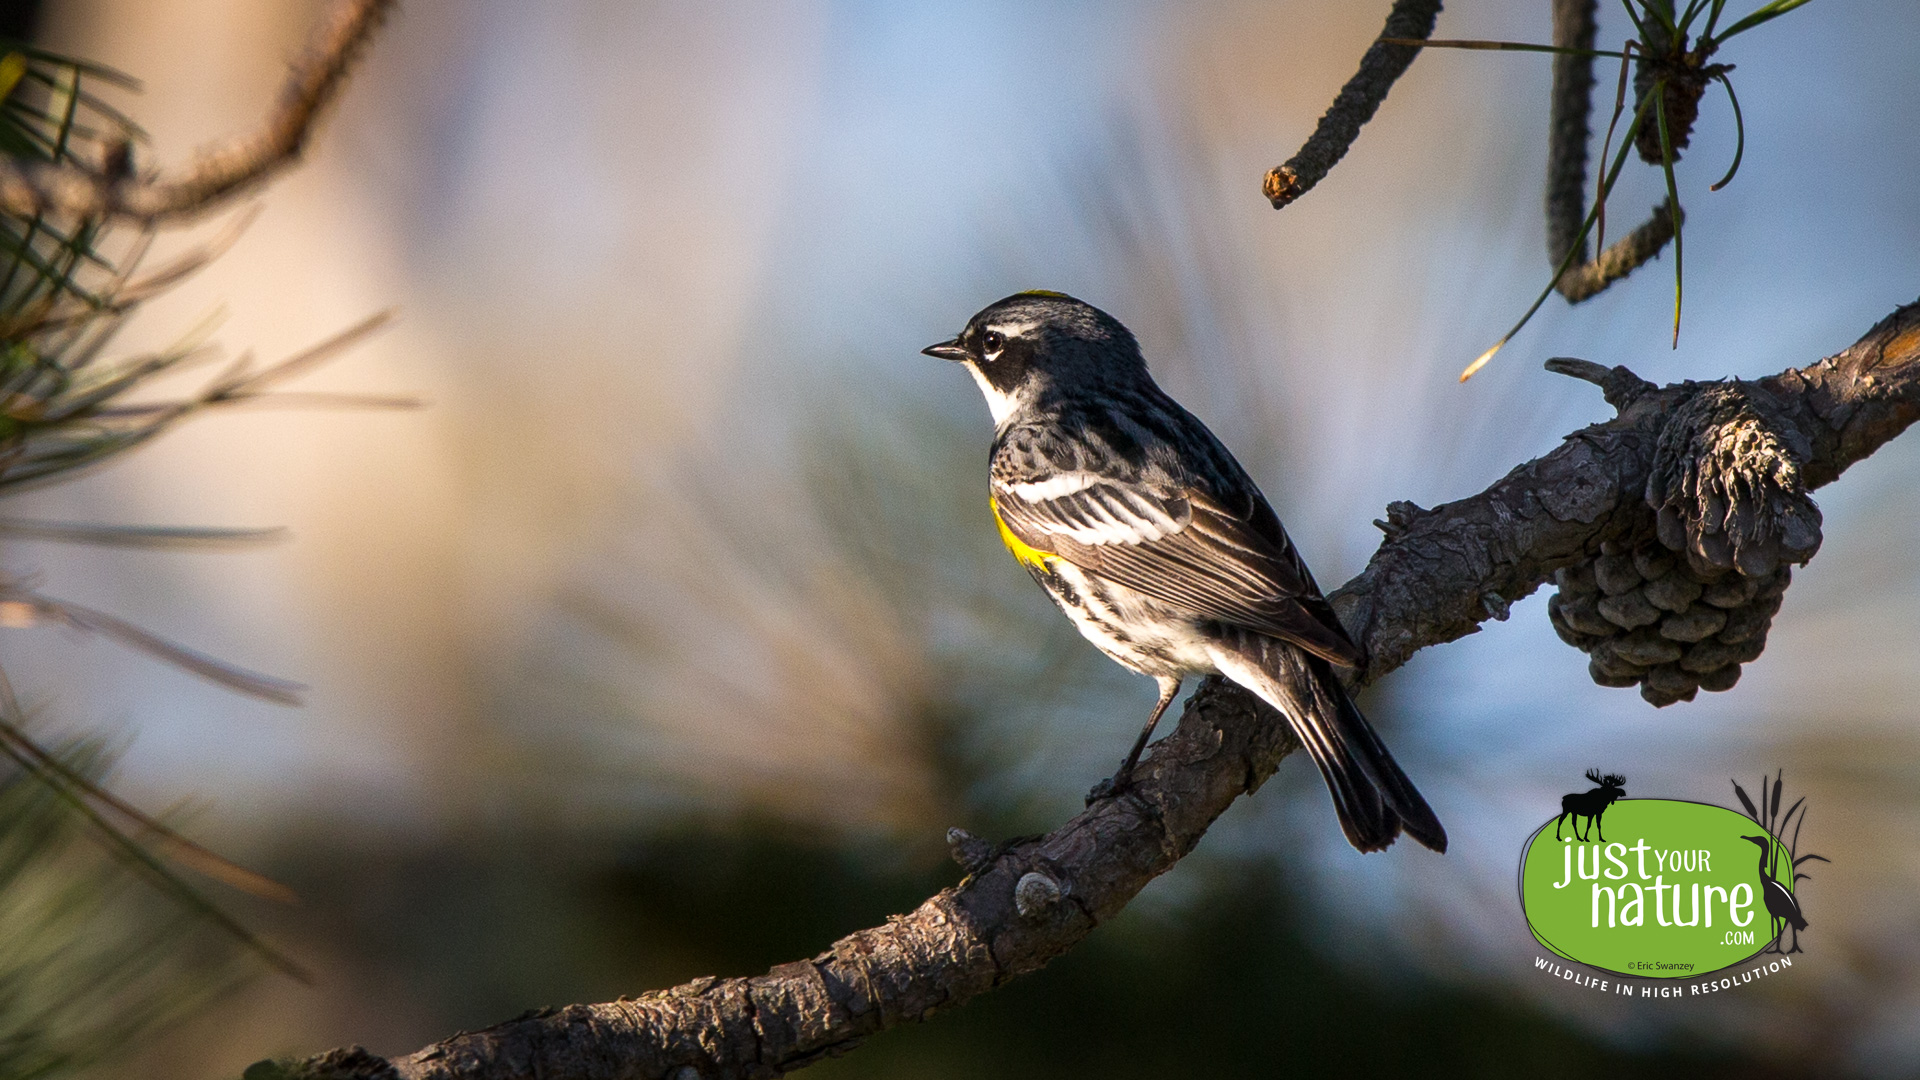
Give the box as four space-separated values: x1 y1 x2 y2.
1119 677 1183 778
1087 677 1181 804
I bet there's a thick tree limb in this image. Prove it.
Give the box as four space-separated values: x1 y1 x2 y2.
1262 0 1442 209
274 299 1920 1080
1334 300 1920 673
0 0 393 223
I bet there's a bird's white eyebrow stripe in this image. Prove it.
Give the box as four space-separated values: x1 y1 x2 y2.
1004 473 1101 500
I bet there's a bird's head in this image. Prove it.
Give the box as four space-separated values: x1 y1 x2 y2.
1741 834 1772 850
922 291 1145 424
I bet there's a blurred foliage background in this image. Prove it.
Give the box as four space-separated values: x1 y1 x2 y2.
0 0 1915 1077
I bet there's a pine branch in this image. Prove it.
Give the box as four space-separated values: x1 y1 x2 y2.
1262 0 1442 209
1543 0 1677 301
268 298 1920 1079
0 0 394 223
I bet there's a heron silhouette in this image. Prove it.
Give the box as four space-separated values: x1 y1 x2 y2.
1741 834 1807 954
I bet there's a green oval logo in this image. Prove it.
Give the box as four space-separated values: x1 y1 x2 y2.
1520 799 1798 978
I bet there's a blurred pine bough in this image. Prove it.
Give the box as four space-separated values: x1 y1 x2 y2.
0 39 391 1077
0 44 393 503
0 734 255 1080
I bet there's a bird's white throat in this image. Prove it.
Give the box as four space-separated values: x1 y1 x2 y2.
963 361 1025 426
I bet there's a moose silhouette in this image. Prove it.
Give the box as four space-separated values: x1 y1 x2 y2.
1555 769 1626 842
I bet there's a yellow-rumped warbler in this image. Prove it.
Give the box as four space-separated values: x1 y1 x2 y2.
924 291 1445 853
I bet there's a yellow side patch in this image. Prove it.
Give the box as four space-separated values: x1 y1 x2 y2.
0 55 27 103
990 495 1055 572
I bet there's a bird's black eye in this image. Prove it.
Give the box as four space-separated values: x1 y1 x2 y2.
981 331 1005 357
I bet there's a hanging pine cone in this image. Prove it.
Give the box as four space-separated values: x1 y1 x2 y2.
1548 543 1788 706
1629 30 1723 165
1543 377 1820 707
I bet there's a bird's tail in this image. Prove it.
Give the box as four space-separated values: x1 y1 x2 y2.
1206 630 1447 854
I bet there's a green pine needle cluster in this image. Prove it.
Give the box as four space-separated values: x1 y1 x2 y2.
0 38 396 1079
1401 1 1816 378
0 734 256 1080
0 43 401 498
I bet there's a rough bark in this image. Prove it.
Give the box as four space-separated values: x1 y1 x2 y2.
267 300 1920 1080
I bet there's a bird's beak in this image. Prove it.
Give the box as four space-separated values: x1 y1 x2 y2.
921 338 969 362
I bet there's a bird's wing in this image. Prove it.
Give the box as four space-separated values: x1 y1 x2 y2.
992 476 1361 666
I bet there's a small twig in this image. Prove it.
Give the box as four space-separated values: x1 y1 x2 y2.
1546 0 1599 268
1262 0 1442 209
1554 197 1680 302
1542 1 1679 303
1544 355 1656 410
0 0 394 223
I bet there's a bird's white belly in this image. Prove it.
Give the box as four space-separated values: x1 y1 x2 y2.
1045 560 1217 679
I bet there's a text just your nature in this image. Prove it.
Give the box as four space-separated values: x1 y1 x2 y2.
1553 837 1757 935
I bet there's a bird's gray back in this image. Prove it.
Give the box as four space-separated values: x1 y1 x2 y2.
990 383 1250 501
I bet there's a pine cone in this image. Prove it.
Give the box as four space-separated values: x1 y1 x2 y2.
1630 32 1717 165
1540 374 1817 707
1547 546 1790 707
